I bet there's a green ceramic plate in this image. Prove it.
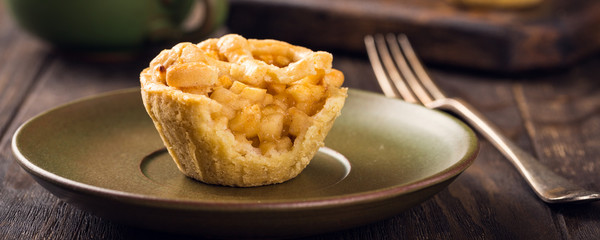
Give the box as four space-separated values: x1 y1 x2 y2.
12 88 478 239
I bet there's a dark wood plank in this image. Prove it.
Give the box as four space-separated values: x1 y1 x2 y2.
512 58 600 240
0 4 51 140
434 57 600 239
513 60 600 182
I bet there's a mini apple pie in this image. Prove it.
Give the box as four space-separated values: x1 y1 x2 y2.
140 34 347 187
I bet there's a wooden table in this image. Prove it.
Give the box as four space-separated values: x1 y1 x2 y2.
1 3 600 240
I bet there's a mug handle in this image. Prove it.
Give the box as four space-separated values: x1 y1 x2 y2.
179 0 229 40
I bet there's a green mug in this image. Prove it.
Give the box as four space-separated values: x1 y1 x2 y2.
5 0 228 54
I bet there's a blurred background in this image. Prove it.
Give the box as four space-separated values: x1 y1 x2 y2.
225 0 600 72
4 0 600 72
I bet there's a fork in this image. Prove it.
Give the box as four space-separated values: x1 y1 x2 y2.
364 34 600 204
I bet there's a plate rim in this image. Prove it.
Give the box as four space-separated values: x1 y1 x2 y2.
12 88 479 211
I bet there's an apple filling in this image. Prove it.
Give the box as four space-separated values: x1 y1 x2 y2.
150 35 344 156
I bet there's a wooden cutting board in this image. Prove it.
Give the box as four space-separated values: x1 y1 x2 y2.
227 0 600 72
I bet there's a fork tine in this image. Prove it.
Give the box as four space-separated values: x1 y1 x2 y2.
365 35 418 103
386 34 434 104
364 35 399 99
373 35 418 103
397 34 446 100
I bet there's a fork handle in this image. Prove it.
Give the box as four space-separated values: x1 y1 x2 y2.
428 98 593 203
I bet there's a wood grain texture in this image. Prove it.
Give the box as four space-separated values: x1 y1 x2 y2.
227 0 600 72
0 7 50 140
1 1 600 239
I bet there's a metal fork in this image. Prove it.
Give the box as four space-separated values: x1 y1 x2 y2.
364 34 600 204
